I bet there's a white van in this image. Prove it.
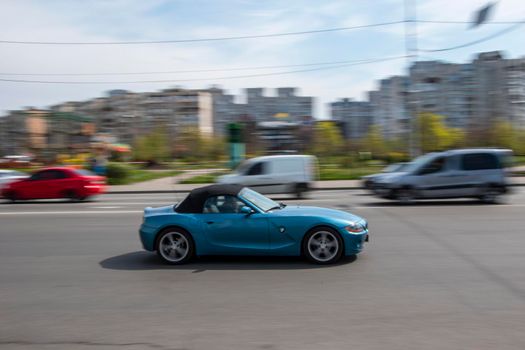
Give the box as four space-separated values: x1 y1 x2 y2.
216 155 318 198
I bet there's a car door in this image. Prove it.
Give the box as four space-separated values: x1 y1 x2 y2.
417 156 458 198
45 169 74 198
32 170 69 199
239 161 277 194
458 152 503 196
198 195 269 255
19 170 51 199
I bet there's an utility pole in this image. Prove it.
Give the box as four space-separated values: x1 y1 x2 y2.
404 0 418 158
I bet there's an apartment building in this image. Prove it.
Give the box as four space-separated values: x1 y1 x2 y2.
330 98 373 139
244 87 313 123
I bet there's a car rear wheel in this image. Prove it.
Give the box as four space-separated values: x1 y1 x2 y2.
303 227 343 264
156 229 194 264
295 183 308 199
4 190 18 202
63 190 85 202
479 186 502 204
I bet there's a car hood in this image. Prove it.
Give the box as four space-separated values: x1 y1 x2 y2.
271 205 364 224
362 173 381 180
376 171 408 183
216 173 238 184
144 205 176 217
0 175 27 183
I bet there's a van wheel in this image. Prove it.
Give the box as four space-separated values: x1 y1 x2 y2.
295 183 308 199
396 187 415 204
479 186 501 204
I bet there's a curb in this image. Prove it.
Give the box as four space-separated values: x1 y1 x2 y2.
106 183 525 195
106 182 525 195
106 187 363 194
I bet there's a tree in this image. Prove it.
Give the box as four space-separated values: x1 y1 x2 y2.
133 127 170 165
173 127 226 161
362 125 387 159
310 121 344 156
489 121 516 150
417 113 465 153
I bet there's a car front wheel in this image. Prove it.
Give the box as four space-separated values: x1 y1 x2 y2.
396 187 416 204
303 227 343 264
156 229 194 264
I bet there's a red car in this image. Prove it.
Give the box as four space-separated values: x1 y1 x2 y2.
2 167 106 201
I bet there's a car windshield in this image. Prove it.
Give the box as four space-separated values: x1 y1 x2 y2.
402 154 437 174
239 188 280 212
233 161 251 175
73 169 96 176
383 163 407 173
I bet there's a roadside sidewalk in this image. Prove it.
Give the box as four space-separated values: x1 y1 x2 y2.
107 168 225 193
107 175 525 194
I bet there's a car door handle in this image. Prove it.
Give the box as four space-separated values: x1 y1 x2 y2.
206 221 214 224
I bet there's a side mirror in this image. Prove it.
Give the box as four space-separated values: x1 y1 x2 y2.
240 206 254 216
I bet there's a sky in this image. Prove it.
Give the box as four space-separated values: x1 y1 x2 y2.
1 0 525 119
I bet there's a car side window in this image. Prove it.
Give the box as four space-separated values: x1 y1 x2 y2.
419 157 446 175
461 153 500 170
29 170 68 181
246 162 265 176
54 170 69 179
203 195 245 214
30 170 48 181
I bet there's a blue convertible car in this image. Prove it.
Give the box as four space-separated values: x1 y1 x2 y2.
139 184 369 264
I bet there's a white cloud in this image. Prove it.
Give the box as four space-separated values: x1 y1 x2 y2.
0 0 524 119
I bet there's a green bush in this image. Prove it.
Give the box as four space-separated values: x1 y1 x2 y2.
106 163 131 185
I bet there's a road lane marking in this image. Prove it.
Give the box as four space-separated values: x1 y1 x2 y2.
91 206 123 209
352 204 525 209
0 210 142 215
88 202 173 205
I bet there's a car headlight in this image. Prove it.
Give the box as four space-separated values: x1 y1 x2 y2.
344 222 364 233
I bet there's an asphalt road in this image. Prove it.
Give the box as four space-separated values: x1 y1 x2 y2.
1 190 525 350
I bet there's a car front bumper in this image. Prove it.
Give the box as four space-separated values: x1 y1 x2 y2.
340 229 369 255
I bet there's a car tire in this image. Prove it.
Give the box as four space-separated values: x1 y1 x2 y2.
303 227 343 265
295 183 308 199
479 185 502 204
396 187 415 204
156 228 195 265
4 190 18 203
63 190 85 202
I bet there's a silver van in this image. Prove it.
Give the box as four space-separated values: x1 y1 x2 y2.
372 149 512 203
216 155 318 198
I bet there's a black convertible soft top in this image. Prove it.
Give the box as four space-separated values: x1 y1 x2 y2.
175 184 244 213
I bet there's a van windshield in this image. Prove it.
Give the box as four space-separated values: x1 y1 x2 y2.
402 153 437 174
234 161 251 175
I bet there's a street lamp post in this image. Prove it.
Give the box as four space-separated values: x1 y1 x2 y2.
404 0 419 159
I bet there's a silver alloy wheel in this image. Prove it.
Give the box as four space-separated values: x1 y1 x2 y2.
158 231 190 263
307 230 339 262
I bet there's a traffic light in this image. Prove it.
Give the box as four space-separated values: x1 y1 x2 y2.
227 123 243 143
